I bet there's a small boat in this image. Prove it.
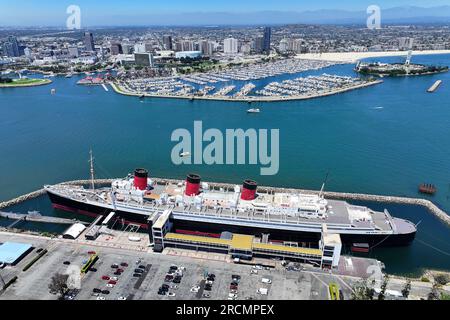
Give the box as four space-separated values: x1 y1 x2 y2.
247 108 260 113
139 94 145 100
179 152 191 157
65 73 73 78
418 183 436 195
51 88 56 95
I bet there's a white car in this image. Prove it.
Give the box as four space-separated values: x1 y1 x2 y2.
96 296 106 300
111 277 118 281
117 296 127 300
253 265 263 270
250 269 258 275
168 293 176 297
261 278 272 284
106 283 115 288
228 293 237 298
190 286 200 293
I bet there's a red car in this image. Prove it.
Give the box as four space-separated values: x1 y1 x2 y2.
117 268 124 273
88 251 96 255
120 262 128 267
108 280 117 285
230 284 238 290
102 276 110 281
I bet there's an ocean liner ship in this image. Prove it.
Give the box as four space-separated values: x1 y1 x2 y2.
45 168 416 247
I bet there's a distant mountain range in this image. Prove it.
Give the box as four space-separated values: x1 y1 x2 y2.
107 6 450 26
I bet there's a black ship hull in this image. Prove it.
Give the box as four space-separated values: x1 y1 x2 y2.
47 191 416 247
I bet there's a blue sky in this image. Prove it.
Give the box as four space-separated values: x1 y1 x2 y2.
1 0 449 26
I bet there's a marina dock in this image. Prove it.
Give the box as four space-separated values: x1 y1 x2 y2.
427 80 442 93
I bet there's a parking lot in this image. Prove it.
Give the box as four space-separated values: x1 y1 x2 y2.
0 232 356 300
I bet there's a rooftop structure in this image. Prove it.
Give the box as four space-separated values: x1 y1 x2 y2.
0 242 33 265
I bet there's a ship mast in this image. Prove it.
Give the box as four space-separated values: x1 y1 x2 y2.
319 172 329 199
89 149 95 190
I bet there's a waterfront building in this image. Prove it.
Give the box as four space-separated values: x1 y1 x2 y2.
399 37 414 50
224 38 238 54
163 35 173 50
84 32 95 52
177 40 195 52
134 53 154 67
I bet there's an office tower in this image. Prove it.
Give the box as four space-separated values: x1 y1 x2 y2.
84 32 95 52
263 27 271 54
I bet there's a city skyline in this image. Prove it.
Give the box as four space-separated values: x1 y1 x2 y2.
1 1 450 26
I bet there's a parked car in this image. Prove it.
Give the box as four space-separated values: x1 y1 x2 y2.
108 280 117 285
106 283 114 288
203 293 211 298
168 292 176 297
63 261 71 265
111 264 119 269
120 262 128 267
88 251 96 255
165 274 174 281
93 288 102 293
169 265 178 271
89 268 97 272
110 277 118 281
133 273 142 278
118 296 127 300
138 265 146 269
261 278 272 284
134 269 144 273
114 271 121 276
117 268 124 273
190 286 200 293
96 296 106 300
102 290 110 295
101 276 110 281
250 269 258 275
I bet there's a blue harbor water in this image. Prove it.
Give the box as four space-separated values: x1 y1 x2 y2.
1 54 449 275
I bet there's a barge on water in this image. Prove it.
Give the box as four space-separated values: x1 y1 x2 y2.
45 168 417 248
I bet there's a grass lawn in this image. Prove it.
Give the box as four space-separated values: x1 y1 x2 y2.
0 78 52 87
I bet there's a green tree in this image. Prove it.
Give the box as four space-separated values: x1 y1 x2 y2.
48 273 69 300
378 275 389 300
401 279 411 298
350 280 375 300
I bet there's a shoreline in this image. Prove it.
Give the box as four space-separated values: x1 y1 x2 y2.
110 79 383 102
296 49 450 63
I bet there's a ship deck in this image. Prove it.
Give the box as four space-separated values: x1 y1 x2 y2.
47 180 395 233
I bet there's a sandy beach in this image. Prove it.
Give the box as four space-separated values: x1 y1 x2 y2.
296 50 450 63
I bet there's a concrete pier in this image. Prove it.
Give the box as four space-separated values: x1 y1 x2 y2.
0 178 449 227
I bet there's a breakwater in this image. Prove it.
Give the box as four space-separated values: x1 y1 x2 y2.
0 178 449 227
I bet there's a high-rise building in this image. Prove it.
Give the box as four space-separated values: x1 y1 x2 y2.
223 38 238 54
200 40 214 56
84 32 95 52
254 37 264 54
163 35 173 50
263 27 271 54
4 36 20 57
